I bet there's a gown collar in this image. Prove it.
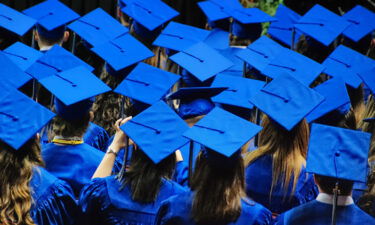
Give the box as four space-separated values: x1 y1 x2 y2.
316 193 354 206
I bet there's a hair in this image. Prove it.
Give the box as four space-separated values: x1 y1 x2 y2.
51 112 91 138
359 95 375 161
314 175 353 196
358 166 375 217
191 151 245 225
117 146 176 203
0 138 43 225
244 115 310 198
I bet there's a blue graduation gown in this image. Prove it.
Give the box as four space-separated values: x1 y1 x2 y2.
30 167 79 225
42 143 121 196
274 200 375 225
154 192 273 225
173 161 189 187
245 154 318 214
79 175 188 225
84 122 110 152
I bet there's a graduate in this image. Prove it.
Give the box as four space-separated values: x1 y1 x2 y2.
155 107 272 225
274 123 375 224
79 101 188 225
244 73 324 214
39 66 120 196
0 84 79 225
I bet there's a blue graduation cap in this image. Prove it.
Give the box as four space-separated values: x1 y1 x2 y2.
217 47 247 77
211 74 265 110
268 4 301 47
183 107 262 157
3 42 43 71
306 123 371 183
169 42 233 82
0 3 36 36
91 33 154 72
166 87 227 119
120 0 178 32
68 8 129 47
294 4 350 46
153 21 211 52
23 0 79 39
114 62 180 105
342 5 375 43
203 28 230 50
120 101 190 164
249 72 324 130
230 7 276 39
26 45 94 80
262 47 324 85
322 45 375 88
357 67 375 94
0 83 55 150
0 51 32 88
236 36 285 72
39 66 111 106
305 78 351 123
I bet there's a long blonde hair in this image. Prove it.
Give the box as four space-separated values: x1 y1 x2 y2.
244 115 309 197
359 95 375 162
0 138 43 225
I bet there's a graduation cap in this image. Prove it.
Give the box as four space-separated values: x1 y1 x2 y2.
26 45 94 80
153 22 211 52
120 101 190 164
357 67 375 95
120 0 178 34
0 51 32 88
249 72 324 130
91 33 154 73
342 5 375 43
307 123 371 183
114 62 180 105
203 28 230 50
230 7 276 40
305 78 351 123
68 8 129 47
236 36 285 72
166 87 227 119
23 0 79 39
217 47 246 77
268 4 301 48
294 4 350 46
183 106 262 158
169 42 233 82
0 83 55 150
322 45 375 88
262 47 324 85
0 3 36 36
3 42 43 71
211 74 265 110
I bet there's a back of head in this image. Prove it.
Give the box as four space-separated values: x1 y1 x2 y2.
0 138 43 225
191 150 245 224
314 174 354 196
244 115 309 195
117 147 176 203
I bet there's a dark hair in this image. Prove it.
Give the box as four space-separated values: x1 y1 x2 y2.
191 151 245 225
314 175 353 196
0 138 43 225
358 167 375 217
51 112 90 138
117 146 176 203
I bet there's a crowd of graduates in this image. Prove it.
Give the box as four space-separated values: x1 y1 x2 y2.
0 0 375 224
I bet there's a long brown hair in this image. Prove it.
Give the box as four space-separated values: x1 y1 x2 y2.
0 138 43 225
117 146 176 203
191 150 245 224
244 115 310 197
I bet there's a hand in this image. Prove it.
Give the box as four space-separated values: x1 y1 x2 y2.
108 117 133 153
175 150 184 162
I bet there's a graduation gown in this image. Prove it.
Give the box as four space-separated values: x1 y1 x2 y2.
84 122 110 152
274 198 375 225
42 143 121 196
79 175 188 225
154 192 272 225
30 167 79 225
245 154 318 214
